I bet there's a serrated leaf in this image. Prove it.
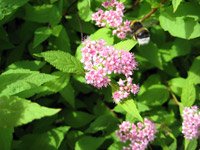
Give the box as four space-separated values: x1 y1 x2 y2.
16 126 70 150
75 136 105 150
119 99 143 122
38 50 84 74
172 0 182 12
181 81 196 106
0 0 29 20
64 111 95 128
77 0 92 22
0 96 60 128
159 3 200 39
0 128 13 150
114 39 137 51
7 60 45 71
33 27 52 48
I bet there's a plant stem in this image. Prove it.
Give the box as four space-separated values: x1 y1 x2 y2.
140 0 168 22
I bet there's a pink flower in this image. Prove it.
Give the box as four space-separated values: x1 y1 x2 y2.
81 39 138 91
113 20 131 39
116 119 156 150
182 106 200 140
92 0 130 39
113 77 139 103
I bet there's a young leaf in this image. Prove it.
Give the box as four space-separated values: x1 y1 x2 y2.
75 136 105 150
37 50 84 74
119 99 143 122
15 126 70 150
0 96 60 128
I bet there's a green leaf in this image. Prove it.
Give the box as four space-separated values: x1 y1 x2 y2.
159 3 200 39
0 69 57 96
16 126 70 150
75 136 105 150
77 0 92 22
119 99 143 122
7 60 45 71
37 71 70 96
114 39 137 51
23 4 61 25
37 50 84 74
168 77 186 96
185 139 197 150
0 128 13 150
0 96 60 128
172 0 182 12
90 28 114 45
181 80 196 107
187 56 200 85
138 84 169 106
33 27 52 48
60 82 75 107
64 111 95 128
0 0 29 20
49 25 71 52
85 114 119 133
138 42 163 69
68 14 96 34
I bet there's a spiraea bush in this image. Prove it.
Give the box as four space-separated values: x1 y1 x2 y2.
0 0 200 150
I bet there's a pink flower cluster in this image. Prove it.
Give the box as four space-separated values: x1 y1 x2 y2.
116 119 156 150
81 39 138 101
113 77 139 103
182 106 200 140
92 0 131 39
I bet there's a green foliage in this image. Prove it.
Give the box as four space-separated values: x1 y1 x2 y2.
0 96 60 128
15 126 70 150
0 0 200 149
37 50 84 74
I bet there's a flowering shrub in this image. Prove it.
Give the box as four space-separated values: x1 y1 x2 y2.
0 0 200 150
